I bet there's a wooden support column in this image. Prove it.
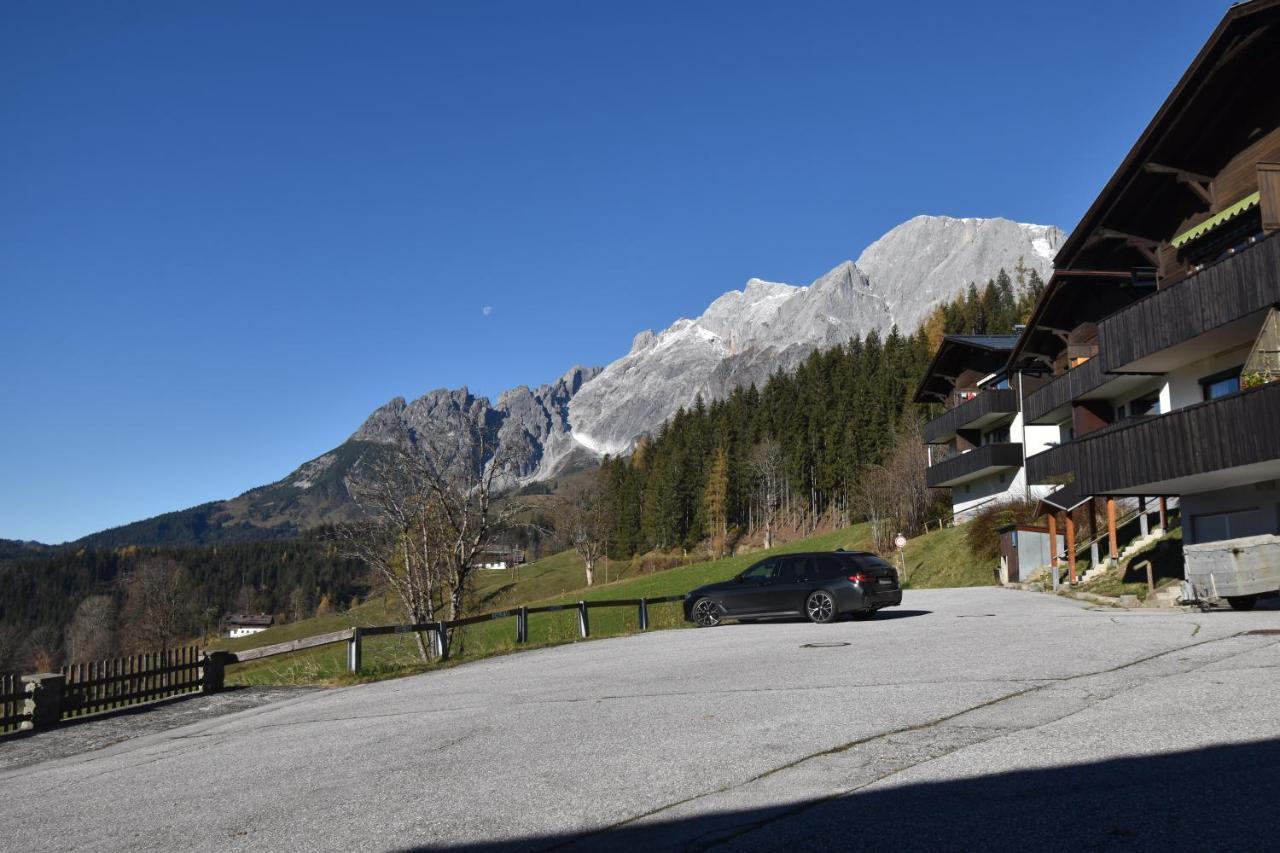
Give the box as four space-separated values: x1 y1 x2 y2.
1047 512 1059 569
1106 496 1119 564
1065 511 1078 585
1159 497 1169 532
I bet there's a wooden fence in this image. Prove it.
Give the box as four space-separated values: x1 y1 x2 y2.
59 646 203 720
5 595 691 737
1 672 29 734
221 594 690 673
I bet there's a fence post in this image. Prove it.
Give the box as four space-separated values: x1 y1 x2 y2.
638 599 649 631
347 628 363 674
21 673 65 731
577 601 589 638
434 625 450 661
201 651 231 694
516 607 528 644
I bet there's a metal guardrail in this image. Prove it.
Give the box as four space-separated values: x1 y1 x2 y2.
224 594 689 674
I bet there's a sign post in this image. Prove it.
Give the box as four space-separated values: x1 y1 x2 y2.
894 532 907 583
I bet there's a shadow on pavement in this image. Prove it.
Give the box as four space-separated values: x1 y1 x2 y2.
417 738 1280 852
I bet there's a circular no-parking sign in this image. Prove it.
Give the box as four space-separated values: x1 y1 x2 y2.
894 533 907 550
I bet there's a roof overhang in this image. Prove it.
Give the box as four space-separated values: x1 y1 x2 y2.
1055 0 1280 271
1006 270 1155 370
914 336 1019 403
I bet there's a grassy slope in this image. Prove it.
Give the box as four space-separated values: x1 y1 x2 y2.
214 521 993 686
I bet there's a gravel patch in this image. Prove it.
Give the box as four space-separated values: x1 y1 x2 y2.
0 686 317 770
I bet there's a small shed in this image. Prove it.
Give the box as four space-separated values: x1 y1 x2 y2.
996 524 1064 584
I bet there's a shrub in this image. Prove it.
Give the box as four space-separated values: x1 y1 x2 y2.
965 498 1041 561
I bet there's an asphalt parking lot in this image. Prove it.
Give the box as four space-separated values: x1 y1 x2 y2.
3 587 1280 852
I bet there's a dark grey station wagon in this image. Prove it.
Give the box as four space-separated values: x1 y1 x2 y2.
682 550 902 626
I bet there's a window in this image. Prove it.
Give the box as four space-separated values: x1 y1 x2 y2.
985 426 1011 445
1192 508 1259 542
1200 366 1243 401
740 560 777 581
853 555 895 573
817 556 845 578
781 556 814 581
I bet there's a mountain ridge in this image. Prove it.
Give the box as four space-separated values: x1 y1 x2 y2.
63 214 1061 547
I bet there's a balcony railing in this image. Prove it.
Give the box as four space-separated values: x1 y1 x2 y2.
926 442 1023 488
923 388 1018 444
1023 357 1105 425
1098 231 1280 373
1025 379 1280 495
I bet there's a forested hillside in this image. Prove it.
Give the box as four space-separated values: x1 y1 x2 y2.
0 531 366 671
600 267 1043 556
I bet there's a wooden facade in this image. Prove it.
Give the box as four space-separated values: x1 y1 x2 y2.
925 442 1023 489
1098 232 1280 372
1026 379 1280 496
923 388 1018 444
1023 356 1105 425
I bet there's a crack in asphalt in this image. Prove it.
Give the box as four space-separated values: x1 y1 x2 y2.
543 630 1271 852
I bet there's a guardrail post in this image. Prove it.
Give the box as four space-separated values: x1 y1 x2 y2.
201 651 231 694
577 601 589 638
434 625 450 661
346 628 363 673
516 607 528 644
21 673 65 731
638 599 649 631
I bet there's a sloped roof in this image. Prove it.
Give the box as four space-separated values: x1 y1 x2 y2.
1037 484 1091 515
1056 0 1280 271
914 335 1019 402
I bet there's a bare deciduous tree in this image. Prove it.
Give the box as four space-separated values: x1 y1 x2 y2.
563 478 607 586
340 412 530 659
66 595 117 663
118 557 194 652
340 451 441 661
750 438 785 548
855 417 940 553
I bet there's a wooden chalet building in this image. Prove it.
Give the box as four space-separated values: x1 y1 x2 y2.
915 335 1058 520
1015 0 1280 606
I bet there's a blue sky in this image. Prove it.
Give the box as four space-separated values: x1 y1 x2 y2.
1 1 1226 543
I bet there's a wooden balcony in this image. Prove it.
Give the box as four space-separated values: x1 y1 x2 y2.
923 389 1018 444
926 442 1023 488
1098 232 1280 373
1023 357 1105 425
1025 379 1280 496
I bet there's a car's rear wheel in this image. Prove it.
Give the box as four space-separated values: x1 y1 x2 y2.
691 597 722 627
806 590 836 624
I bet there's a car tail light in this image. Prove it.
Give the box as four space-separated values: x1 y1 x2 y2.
847 572 870 584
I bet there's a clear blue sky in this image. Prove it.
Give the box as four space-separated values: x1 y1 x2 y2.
1 1 1226 543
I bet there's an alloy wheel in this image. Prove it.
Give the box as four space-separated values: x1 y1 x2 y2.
692 598 722 627
806 591 835 624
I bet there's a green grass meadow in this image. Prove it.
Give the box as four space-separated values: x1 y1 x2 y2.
214 520 994 686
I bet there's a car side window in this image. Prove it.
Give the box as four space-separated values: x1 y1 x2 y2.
779 557 809 581
741 560 777 581
817 556 844 578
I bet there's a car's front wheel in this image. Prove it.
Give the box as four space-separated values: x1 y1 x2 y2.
691 597 722 627
806 590 836 624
